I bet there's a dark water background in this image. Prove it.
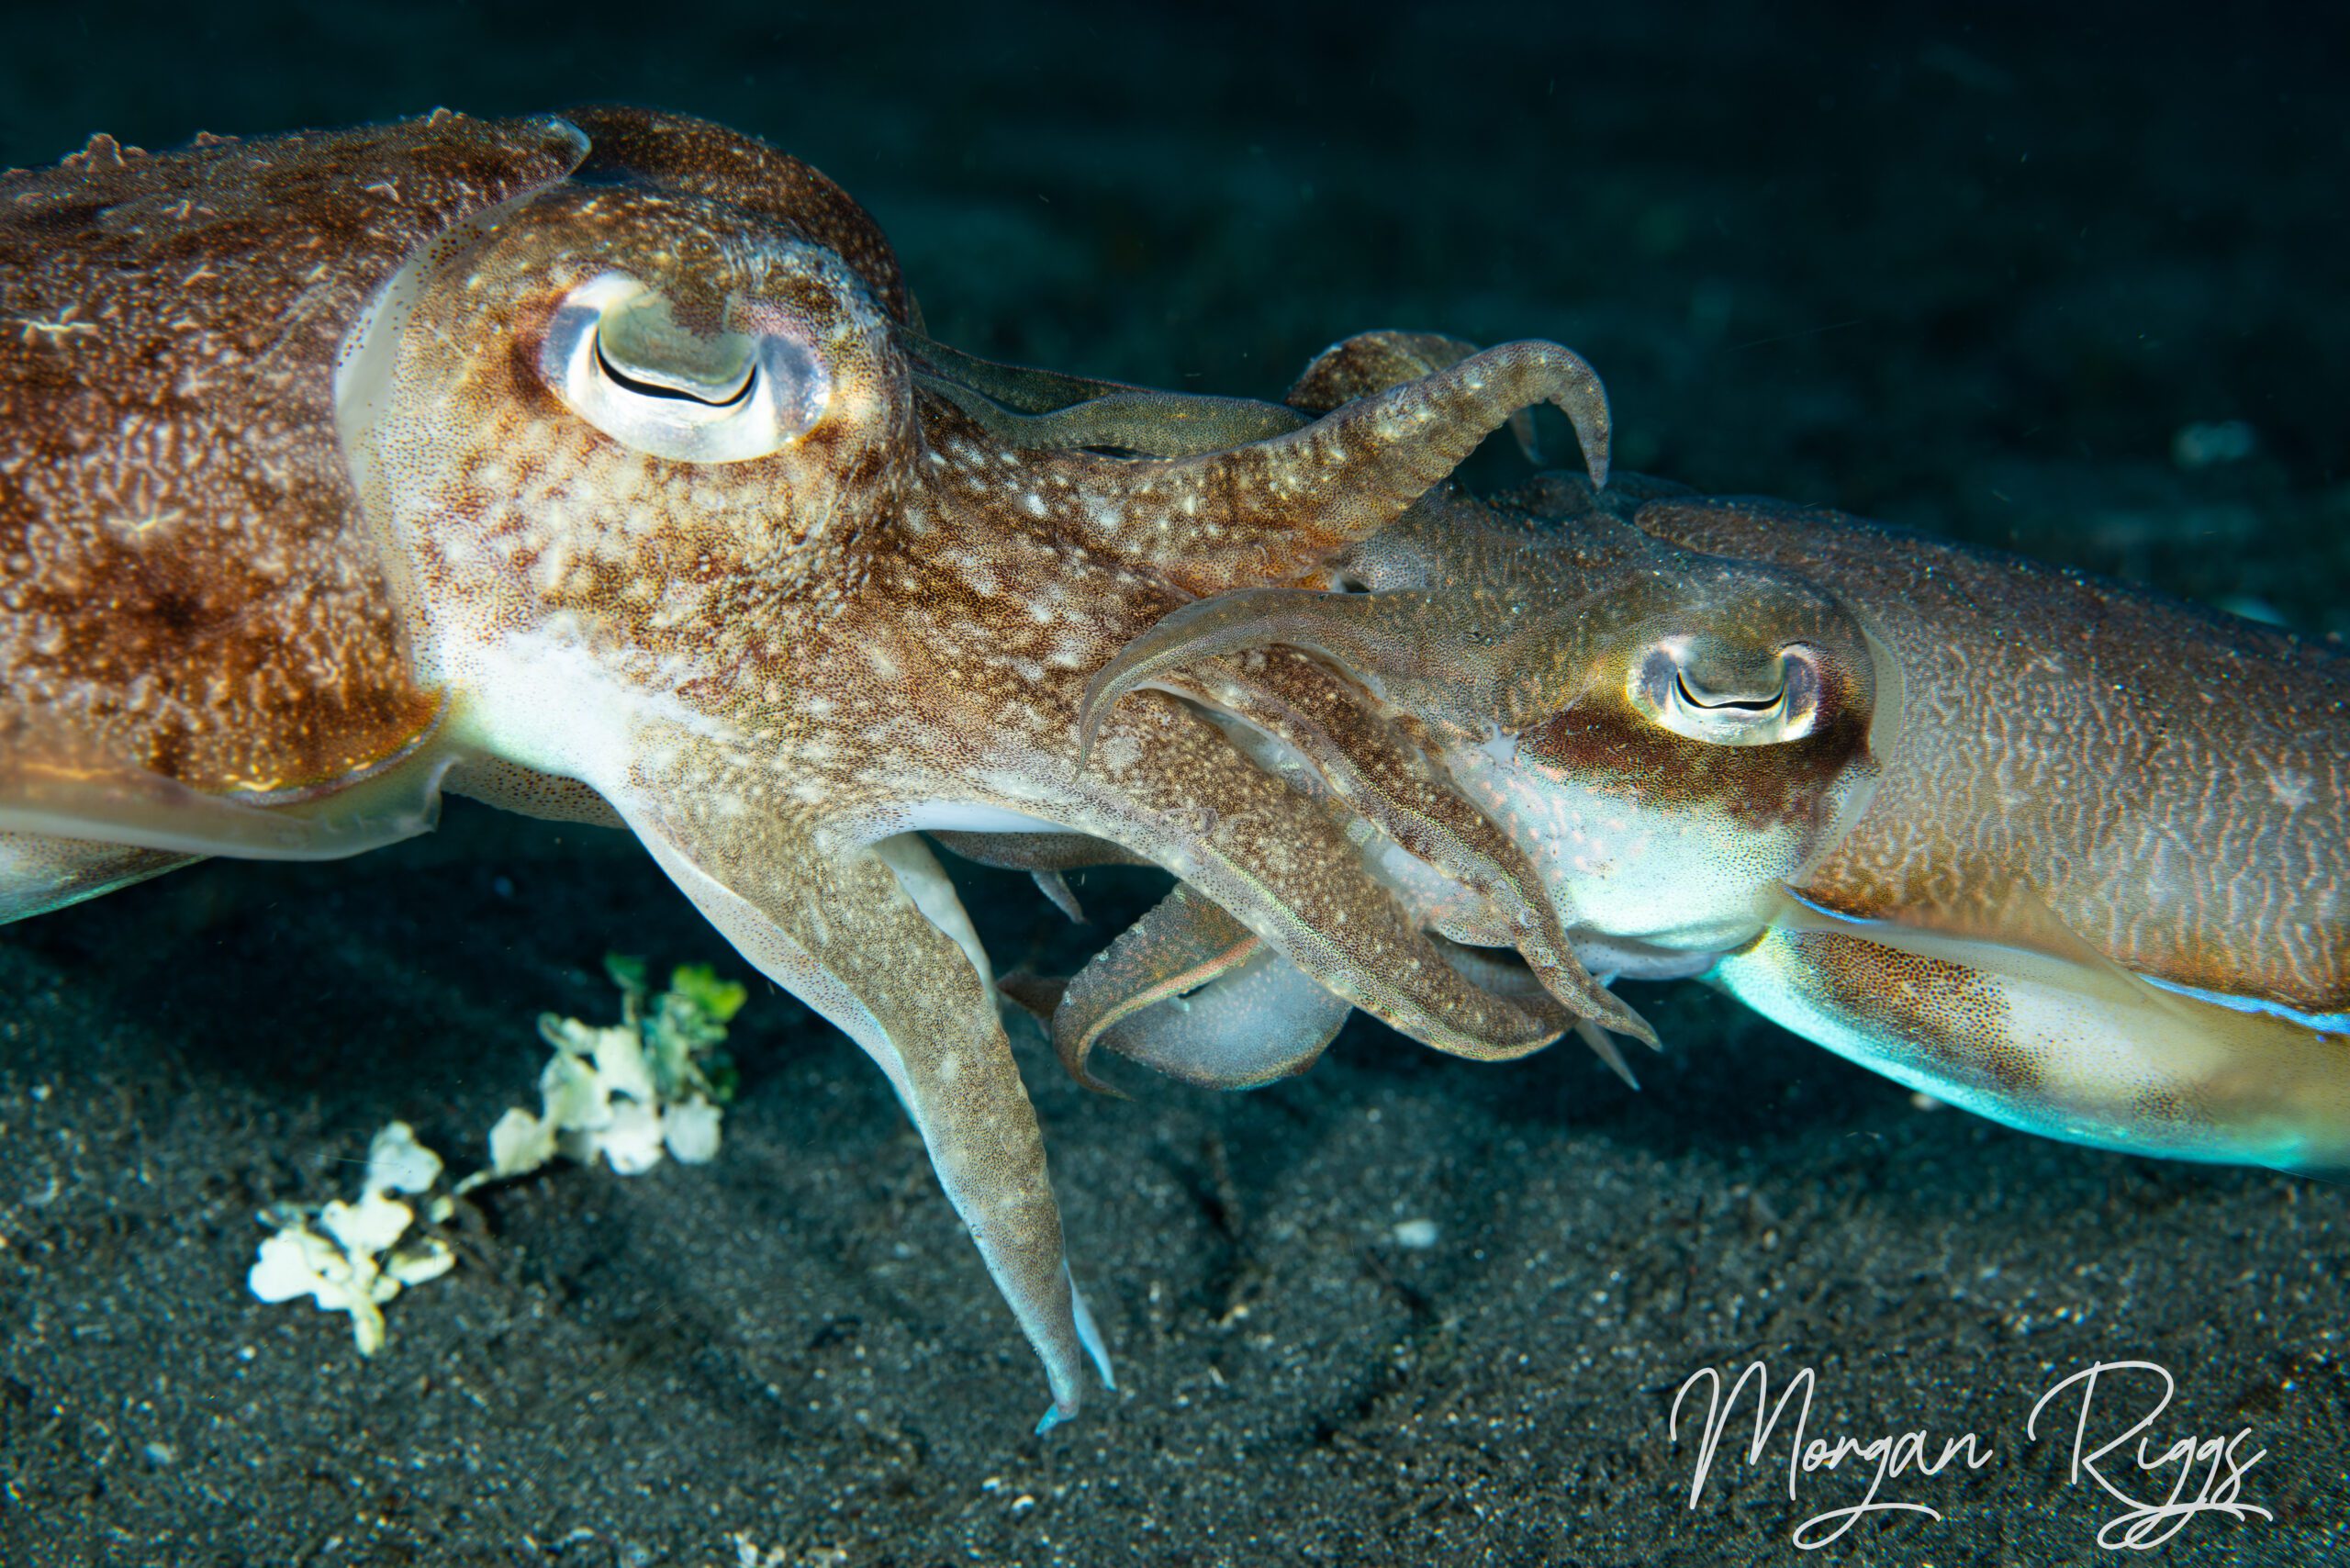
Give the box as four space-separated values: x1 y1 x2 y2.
1 4 2344 1564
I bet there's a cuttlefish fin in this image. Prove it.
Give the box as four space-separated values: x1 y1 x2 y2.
0 712 452 864
1286 329 1542 465
0 832 196 924
1744 877 2350 1173
1079 690 1560 1064
1028 339 1609 596
1772 876 2190 1017
609 748 1110 1431
1157 648 1651 1045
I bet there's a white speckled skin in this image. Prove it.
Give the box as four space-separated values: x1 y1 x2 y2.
0 109 1633 1425
1113 451 2350 1175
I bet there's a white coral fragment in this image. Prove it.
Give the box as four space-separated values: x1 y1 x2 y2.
465 961 742 1185
320 1188 415 1257
363 1120 443 1196
485 1105 557 1179
662 1098 722 1165
248 1121 455 1356
583 1097 666 1175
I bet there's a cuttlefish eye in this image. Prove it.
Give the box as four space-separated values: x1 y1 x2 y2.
1629 635 1825 745
540 273 831 463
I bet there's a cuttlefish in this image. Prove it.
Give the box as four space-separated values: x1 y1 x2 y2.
1083 384 2350 1174
0 109 1650 1427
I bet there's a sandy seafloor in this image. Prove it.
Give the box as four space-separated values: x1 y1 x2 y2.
2 4 2346 1564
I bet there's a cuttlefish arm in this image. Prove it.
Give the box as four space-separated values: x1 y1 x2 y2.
609 734 1112 1433
1285 328 1542 462
916 373 1310 459
911 329 1539 465
1155 648 1655 1046
1033 334 1654 1073
1080 587 1452 757
1048 882 1348 1092
989 339 1609 596
1021 689 1562 1062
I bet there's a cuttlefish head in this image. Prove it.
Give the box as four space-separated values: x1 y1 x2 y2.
1454 526 1893 952
340 106 915 715
1083 489 1898 958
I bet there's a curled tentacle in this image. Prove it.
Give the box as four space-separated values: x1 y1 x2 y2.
1023 885 1348 1092
1158 648 1654 1045
1091 946 1349 1091
1078 588 1449 762
1286 329 1541 463
1014 340 1610 596
1050 883 1258 1092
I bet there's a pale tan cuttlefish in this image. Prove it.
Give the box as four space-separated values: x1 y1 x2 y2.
0 107 1658 1427
1078 339 2349 1178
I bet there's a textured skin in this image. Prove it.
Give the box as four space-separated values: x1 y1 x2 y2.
0 111 587 794
1641 499 2348 1018
0 113 1626 1424
1095 442 2346 1171
1086 472 1888 955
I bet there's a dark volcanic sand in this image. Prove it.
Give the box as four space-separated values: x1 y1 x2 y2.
2 5 2344 1564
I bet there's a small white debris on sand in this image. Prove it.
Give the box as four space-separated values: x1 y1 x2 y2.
247 1121 456 1356
461 958 745 1187
363 1119 443 1194
250 960 747 1356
